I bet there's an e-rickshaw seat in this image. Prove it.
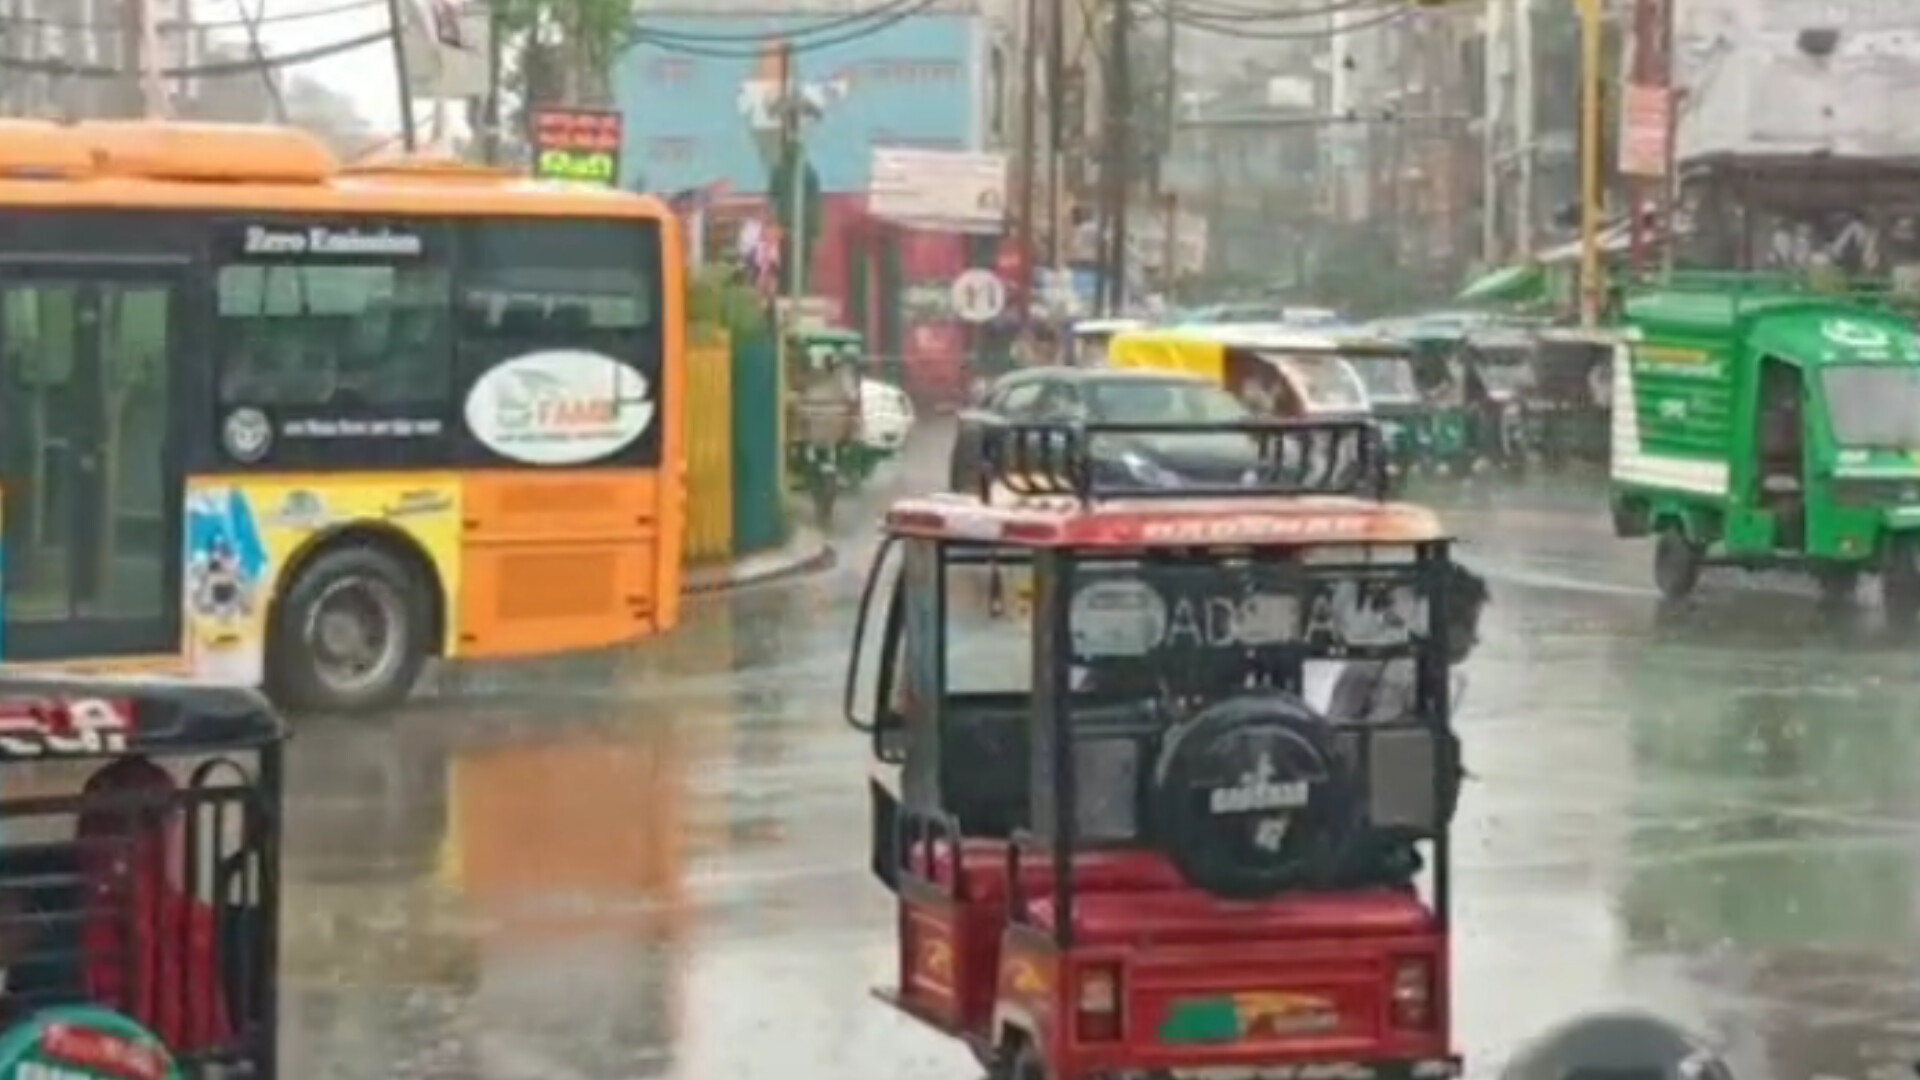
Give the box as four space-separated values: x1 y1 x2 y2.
1028 886 1436 944
939 693 1164 839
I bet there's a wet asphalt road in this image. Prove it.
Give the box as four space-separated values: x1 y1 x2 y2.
280 424 1920 1080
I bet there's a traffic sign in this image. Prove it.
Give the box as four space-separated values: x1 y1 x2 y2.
950 268 1007 323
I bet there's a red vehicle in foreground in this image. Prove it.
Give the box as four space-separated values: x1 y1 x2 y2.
846 419 1463 1080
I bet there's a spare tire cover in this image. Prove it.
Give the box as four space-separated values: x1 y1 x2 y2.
1149 693 1358 899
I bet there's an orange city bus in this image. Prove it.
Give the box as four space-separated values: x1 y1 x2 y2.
0 120 686 712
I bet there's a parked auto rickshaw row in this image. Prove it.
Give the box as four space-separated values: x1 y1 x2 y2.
1089 317 1618 479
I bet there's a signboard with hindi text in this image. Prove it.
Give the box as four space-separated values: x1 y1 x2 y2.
530 108 623 186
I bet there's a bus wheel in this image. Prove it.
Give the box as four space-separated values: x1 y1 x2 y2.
270 546 428 714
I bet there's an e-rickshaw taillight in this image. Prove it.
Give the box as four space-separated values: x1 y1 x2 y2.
1390 956 1436 1030
1075 963 1123 1041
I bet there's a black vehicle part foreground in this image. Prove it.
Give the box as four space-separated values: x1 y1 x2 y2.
1499 1011 1731 1080
0 677 286 1080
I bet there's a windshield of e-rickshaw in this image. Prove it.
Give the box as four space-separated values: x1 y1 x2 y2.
1258 353 1368 411
1472 349 1532 391
944 546 1432 700
1347 355 1420 401
1824 365 1920 447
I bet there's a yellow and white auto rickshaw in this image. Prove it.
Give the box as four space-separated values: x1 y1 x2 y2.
1106 323 1376 419
1065 317 1147 366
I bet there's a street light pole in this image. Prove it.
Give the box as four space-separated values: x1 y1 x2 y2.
1577 0 1604 326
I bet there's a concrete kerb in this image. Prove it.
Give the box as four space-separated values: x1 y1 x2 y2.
682 527 836 595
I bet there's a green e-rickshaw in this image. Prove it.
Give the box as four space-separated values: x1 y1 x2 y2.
1611 281 1920 618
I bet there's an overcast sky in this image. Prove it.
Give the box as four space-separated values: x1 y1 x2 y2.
200 0 409 134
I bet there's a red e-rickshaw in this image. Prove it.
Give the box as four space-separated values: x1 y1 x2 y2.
846 419 1463 1080
0 674 285 1079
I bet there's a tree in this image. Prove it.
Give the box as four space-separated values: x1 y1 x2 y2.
491 0 630 107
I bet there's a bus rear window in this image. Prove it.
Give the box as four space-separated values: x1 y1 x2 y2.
215 260 452 407
460 220 657 335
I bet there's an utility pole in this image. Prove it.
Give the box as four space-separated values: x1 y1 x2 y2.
119 0 148 117
1159 0 1177 298
387 0 419 150
1480 0 1503 265
1625 0 1673 275
482 2 505 163
777 42 808 300
1017 0 1041 326
1045 0 1067 282
1100 0 1133 315
1514 0 1536 256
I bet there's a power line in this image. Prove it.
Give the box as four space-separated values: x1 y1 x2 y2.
0 30 391 77
628 0 945 58
1142 3 1411 40
632 0 932 43
1164 0 1389 23
0 0 385 33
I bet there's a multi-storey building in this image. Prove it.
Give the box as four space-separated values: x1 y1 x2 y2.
0 0 206 118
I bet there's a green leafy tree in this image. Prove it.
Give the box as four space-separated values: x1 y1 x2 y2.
491 0 630 108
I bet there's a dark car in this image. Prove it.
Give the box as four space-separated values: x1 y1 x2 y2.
948 367 1260 491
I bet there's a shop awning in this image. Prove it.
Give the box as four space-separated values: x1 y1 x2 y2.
1456 263 1548 305
1535 220 1636 265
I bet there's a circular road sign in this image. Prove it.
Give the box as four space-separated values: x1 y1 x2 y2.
951 268 1007 324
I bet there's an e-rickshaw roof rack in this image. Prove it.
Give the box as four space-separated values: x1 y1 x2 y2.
978 419 1388 505
0 672 285 761
1621 269 1919 311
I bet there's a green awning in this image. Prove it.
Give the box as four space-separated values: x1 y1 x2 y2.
1457 263 1547 305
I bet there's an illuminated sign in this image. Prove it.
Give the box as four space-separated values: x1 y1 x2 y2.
530 107 623 186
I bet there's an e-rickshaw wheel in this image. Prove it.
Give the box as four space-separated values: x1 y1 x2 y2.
1813 565 1860 607
809 471 839 528
982 1037 1046 1080
268 545 430 714
1652 527 1702 601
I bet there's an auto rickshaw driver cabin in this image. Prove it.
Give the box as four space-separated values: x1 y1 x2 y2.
1611 285 1920 615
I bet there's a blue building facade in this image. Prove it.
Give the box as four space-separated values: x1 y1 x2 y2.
615 13 986 195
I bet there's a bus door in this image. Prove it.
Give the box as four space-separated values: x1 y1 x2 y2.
0 271 184 660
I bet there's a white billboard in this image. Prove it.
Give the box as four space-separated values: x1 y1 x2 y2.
867 148 1008 234
401 0 491 100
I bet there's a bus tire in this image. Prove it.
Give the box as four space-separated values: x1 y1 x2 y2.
268 545 429 715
